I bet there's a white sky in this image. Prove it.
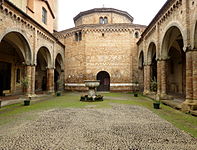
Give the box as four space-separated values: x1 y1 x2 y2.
57 0 167 31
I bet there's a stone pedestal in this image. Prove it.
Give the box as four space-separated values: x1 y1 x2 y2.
84 80 100 98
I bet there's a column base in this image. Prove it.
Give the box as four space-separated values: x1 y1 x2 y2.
47 91 55 95
181 100 197 113
158 93 174 100
143 90 151 95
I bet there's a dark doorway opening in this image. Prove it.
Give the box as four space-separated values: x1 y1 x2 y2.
0 62 11 96
54 69 59 92
96 71 110 91
151 53 157 81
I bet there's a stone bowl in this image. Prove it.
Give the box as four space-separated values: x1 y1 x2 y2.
84 80 100 88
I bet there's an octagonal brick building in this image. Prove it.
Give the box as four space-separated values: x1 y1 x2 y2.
56 8 146 91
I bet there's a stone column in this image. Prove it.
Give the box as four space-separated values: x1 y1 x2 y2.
143 64 151 94
160 59 168 99
47 68 54 93
182 50 197 111
31 65 36 95
26 65 32 95
156 60 161 99
185 51 193 102
143 66 147 94
192 51 197 110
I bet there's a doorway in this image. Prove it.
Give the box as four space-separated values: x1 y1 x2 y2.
0 62 11 96
96 71 110 91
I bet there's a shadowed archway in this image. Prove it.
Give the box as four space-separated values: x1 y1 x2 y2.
35 47 52 93
54 53 64 91
0 31 31 95
96 71 110 91
148 42 157 82
138 51 144 91
161 26 186 98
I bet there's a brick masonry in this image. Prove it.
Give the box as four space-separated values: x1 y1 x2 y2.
56 8 146 91
0 1 64 95
138 0 197 111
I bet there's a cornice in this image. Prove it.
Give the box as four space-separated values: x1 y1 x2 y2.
74 8 134 23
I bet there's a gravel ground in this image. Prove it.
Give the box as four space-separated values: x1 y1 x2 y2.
0 104 196 150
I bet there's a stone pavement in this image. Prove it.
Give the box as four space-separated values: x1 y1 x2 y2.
0 104 196 150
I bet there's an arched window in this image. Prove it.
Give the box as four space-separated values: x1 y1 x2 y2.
75 31 82 41
75 32 78 41
42 7 47 24
104 17 108 24
78 32 82 41
135 32 139 38
99 17 104 24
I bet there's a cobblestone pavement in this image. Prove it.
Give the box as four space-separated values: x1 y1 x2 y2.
0 104 197 150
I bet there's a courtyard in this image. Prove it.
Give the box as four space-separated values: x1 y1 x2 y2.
0 93 196 150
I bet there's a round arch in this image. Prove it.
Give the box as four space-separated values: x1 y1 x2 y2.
160 22 186 58
35 46 52 93
36 46 52 68
54 53 64 91
161 25 186 97
96 71 110 91
138 50 144 92
0 31 32 95
147 42 157 82
55 53 64 69
0 31 32 65
0 28 33 65
147 42 157 64
138 50 144 69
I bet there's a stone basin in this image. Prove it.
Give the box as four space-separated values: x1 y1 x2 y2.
84 80 100 88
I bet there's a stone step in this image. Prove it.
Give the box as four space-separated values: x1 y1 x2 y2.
190 110 197 116
161 100 182 110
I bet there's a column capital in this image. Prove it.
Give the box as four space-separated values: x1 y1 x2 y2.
46 67 55 70
25 64 36 67
185 48 197 53
156 57 169 61
143 62 151 66
184 45 197 52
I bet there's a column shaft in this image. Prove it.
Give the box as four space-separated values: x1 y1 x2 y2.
185 51 193 101
160 60 167 95
47 68 54 93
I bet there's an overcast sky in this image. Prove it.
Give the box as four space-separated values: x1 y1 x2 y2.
57 0 167 31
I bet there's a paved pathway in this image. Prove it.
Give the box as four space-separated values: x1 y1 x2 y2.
0 104 196 150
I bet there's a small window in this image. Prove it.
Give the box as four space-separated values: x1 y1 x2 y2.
75 31 82 41
135 32 139 38
16 69 20 83
99 17 104 24
104 17 108 24
42 7 47 24
78 32 82 41
75 33 78 41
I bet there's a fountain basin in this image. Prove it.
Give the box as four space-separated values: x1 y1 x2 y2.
80 80 103 102
84 80 100 88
